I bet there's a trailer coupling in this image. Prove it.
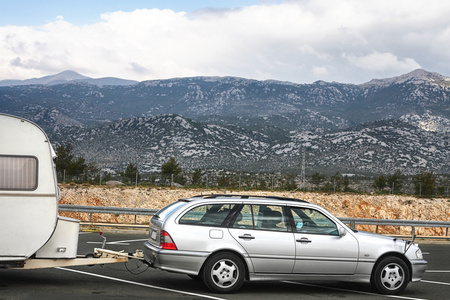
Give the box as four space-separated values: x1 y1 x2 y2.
13 248 144 270
93 248 145 260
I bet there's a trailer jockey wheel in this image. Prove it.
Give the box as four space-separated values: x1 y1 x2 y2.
85 253 96 266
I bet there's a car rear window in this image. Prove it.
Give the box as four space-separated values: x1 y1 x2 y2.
154 200 187 220
179 203 235 226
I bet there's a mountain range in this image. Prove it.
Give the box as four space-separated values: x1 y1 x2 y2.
0 69 449 176
0 70 137 87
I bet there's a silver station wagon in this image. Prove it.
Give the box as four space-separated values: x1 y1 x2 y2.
143 194 427 294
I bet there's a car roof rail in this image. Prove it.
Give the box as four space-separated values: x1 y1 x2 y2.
189 194 309 203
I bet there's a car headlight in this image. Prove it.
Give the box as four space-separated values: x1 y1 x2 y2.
416 249 423 259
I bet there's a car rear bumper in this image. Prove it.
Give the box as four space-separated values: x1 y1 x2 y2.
143 241 209 275
410 259 427 282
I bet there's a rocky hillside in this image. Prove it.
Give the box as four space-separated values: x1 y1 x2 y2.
1 69 449 175
47 114 449 175
58 185 450 237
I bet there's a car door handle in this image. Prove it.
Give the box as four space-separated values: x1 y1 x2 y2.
239 234 255 240
296 237 312 243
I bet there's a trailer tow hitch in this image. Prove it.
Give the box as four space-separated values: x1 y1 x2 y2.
93 248 145 260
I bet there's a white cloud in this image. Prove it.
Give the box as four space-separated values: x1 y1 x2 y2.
1 1 450 83
312 66 329 77
345 52 421 73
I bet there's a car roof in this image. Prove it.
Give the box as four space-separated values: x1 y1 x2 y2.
182 194 309 204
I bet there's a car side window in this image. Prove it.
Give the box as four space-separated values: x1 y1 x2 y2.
233 205 253 228
233 204 287 232
290 207 338 235
179 203 235 226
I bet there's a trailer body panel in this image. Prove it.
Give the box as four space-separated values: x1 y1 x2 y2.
0 114 59 261
1 114 134 270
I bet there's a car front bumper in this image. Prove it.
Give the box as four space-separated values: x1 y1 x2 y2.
410 259 428 282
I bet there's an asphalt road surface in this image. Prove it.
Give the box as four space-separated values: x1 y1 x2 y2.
0 230 448 300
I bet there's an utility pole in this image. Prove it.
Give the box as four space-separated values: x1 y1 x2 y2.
239 173 241 190
294 149 306 192
301 148 306 191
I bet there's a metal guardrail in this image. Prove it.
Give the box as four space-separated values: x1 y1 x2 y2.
59 205 450 238
339 218 450 238
59 204 157 224
59 204 158 215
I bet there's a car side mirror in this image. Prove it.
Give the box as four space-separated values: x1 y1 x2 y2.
338 226 347 237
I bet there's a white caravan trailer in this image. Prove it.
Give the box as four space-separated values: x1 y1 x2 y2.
0 114 134 269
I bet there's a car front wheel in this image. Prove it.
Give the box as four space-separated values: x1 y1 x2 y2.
202 252 245 293
372 256 410 295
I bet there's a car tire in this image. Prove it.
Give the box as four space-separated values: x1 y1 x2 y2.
201 252 245 293
372 256 410 295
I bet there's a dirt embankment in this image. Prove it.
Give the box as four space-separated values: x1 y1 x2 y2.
59 185 450 236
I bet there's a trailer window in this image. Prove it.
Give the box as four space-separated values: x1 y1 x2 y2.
0 155 38 190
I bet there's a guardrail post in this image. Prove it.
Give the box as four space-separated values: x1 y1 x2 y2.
350 220 355 230
376 225 379 234
411 226 415 238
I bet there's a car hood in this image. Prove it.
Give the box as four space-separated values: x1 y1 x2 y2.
353 230 399 241
353 230 410 255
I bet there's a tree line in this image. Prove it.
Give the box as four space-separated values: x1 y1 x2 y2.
372 170 444 197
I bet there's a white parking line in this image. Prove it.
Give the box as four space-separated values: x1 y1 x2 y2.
56 267 226 300
87 238 148 246
107 239 148 244
423 269 450 286
87 242 130 245
421 280 450 286
426 270 450 273
283 281 427 300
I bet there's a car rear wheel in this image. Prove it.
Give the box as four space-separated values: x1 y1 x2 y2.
202 252 245 293
372 256 410 295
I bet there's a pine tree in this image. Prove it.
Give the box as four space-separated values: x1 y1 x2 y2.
161 157 184 185
120 163 140 185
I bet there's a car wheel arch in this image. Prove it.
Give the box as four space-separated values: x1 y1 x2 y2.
200 249 250 280
370 252 412 284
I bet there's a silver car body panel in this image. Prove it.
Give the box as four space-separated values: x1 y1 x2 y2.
410 259 428 282
144 241 209 275
143 195 427 287
292 230 359 274
228 228 295 273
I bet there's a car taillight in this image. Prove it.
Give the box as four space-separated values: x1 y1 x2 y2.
160 230 177 250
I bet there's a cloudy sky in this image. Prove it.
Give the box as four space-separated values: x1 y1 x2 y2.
1 0 449 84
